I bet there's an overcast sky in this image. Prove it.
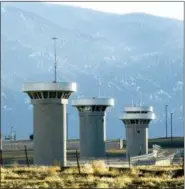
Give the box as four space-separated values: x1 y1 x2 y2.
47 1 184 21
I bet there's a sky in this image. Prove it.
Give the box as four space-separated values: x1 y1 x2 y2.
47 1 184 21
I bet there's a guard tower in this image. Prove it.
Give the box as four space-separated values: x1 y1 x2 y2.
72 98 114 159
23 82 77 166
120 106 155 157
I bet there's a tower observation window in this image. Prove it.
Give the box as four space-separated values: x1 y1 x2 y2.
131 120 135 124
57 92 62 98
125 111 148 114
51 92 56 98
43 92 48 98
123 119 151 125
37 92 42 99
33 93 36 99
28 93 33 99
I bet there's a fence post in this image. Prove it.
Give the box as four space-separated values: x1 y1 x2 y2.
0 144 2 189
182 157 184 170
0 134 3 166
106 152 109 166
0 148 3 167
76 150 81 174
128 153 131 169
24 145 30 167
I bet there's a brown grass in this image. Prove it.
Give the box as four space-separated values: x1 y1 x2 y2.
1 161 184 188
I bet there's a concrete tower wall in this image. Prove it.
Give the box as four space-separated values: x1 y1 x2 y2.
125 125 148 156
23 81 77 167
120 106 155 157
72 98 114 159
32 99 67 166
79 111 106 158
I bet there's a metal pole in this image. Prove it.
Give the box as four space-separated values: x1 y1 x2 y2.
0 131 3 189
171 112 173 144
76 150 81 174
165 105 168 138
98 81 101 97
0 137 1 189
51 37 58 83
0 132 2 165
128 153 131 169
67 113 69 141
24 145 30 167
11 126 13 140
0 131 3 165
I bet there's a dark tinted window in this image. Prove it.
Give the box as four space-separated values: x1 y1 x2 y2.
43 92 48 98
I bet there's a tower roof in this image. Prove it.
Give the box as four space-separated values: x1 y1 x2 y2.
120 105 156 120
124 106 153 112
72 97 114 107
22 82 77 93
120 113 156 120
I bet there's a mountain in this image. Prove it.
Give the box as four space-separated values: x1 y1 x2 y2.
1 2 184 140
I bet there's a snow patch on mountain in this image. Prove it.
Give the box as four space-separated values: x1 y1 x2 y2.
156 89 172 100
173 81 183 92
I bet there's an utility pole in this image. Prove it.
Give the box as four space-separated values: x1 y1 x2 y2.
170 112 173 144
51 37 58 83
67 113 69 141
165 105 168 138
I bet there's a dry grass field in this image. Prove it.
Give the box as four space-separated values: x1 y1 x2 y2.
1 161 184 189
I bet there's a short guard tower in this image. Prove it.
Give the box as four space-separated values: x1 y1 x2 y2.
120 106 155 157
23 82 77 166
72 98 114 159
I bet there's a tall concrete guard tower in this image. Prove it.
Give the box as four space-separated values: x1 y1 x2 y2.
23 82 77 166
72 98 114 159
22 37 77 166
120 106 155 157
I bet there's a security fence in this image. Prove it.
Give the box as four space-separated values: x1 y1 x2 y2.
2 139 123 151
1 141 183 167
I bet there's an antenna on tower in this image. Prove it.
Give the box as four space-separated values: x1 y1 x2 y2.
131 94 134 106
10 126 16 141
98 81 101 97
139 92 143 106
140 97 142 106
51 37 58 83
11 126 13 134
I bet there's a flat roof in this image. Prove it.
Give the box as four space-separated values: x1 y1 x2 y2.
22 82 77 92
124 106 153 112
120 112 156 120
72 97 114 106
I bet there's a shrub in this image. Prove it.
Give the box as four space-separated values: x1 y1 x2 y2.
82 163 93 174
92 160 108 174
